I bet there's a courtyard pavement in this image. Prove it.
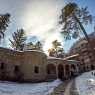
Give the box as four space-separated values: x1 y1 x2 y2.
50 79 79 95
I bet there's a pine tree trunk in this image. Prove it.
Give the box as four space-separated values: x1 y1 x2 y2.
74 15 90 42
74 14 95 64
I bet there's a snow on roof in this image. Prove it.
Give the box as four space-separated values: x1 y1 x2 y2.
47 57 65 61
24 49 43 53
47 56 80 63
0 47 46 55
48 54 79 60
63 54 79 60
67 60 80 63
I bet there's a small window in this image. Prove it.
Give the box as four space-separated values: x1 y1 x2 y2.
34 66 39 73
89 55 92 59
14 65 19 73
0 63 4 69
47 69 50 74
81 59 84 62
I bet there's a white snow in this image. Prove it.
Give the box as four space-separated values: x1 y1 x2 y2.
0 79 62 95
76 71 95 95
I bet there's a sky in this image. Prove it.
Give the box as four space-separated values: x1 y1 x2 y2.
0 0 95 54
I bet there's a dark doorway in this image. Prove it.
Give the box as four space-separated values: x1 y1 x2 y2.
34 66 39 74
14 65 20 81
0 62 5 70
46 64 56 74
46 64 56 79
91 65 94 70
58 64 64 79
0 62 6 80
14 65 19 73
71 64 76 76
65 65 70 79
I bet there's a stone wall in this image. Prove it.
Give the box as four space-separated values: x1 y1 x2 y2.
0 47 80 82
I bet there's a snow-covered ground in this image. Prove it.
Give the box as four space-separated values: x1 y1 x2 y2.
76 71 95 95
0 79 62 95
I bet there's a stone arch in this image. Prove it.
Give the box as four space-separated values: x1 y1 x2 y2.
71 64 77 77
65 64 70 78
71 64 76 69
58 64 64 80
83 65 86 72
91 64 95 70
46 64 56 74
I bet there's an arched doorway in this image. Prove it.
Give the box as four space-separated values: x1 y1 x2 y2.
46 64 57 80
91 64 95 70
71 64 76 77
46 64 56 75
65 65 70 79
46 64 56 79
58 64 64 80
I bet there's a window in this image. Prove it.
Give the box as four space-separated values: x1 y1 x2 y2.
0 63 4 69
81 59 84 63
81 43 84 47
14 65 19 73
34 66 39 73
89 55 92 59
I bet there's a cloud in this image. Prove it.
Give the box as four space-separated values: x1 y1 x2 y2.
19 0 65 53
0 0 65 52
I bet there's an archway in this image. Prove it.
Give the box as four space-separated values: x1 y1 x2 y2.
65 65 70 78
71 64 76 77
58 64 64 79
46 64 56 74
91 64 95 70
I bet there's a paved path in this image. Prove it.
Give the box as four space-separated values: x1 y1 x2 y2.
49 80 70 95
64 80 73 95
64 79 79 95
50 79 79 95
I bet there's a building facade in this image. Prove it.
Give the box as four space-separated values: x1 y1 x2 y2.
69 34 95 72
0 47 79 82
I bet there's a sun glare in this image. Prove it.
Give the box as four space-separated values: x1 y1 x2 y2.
43 32 63 54
18 0 65 54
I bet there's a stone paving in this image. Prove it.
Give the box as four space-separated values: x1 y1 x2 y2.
49 80 70 95
70 79 79 95
49 79 79 95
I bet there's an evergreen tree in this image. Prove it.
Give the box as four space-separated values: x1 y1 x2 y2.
35 41 43 51
26 42 34 50
9 29 26 51
0 13 10 39
48 40 64 57
59 3 93 41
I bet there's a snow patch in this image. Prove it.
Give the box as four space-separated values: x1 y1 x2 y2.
0 79 62 95
45 79 62 94
76 71 95 95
